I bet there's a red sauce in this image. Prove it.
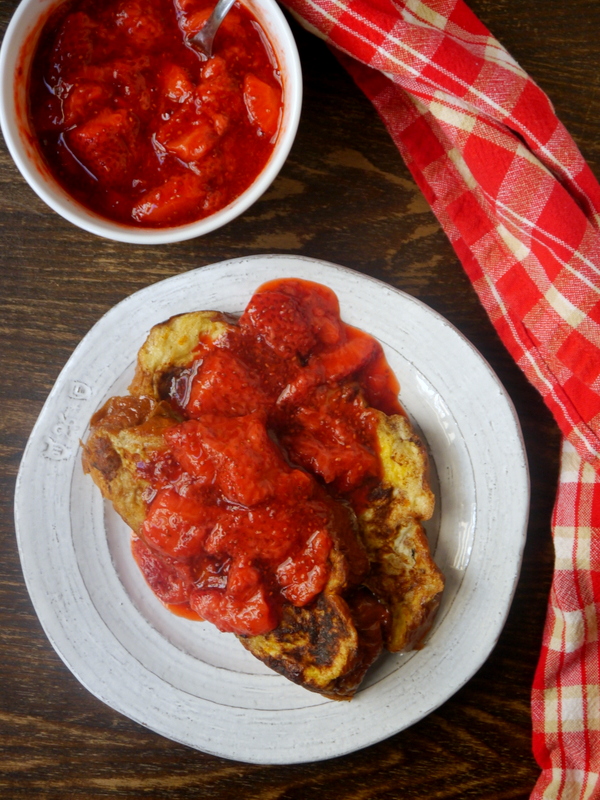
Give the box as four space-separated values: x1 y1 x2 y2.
27 0 283 227
132 279 402 636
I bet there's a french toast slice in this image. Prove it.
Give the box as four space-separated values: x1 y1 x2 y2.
273 380 443 657
82 304 444 698
362 412 443 652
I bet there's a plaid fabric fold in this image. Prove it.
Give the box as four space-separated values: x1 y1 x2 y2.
279 0 600 795
532 441 600 799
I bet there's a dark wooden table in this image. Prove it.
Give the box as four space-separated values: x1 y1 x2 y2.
1 0 598 797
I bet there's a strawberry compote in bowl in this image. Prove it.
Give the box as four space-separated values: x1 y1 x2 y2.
0 0 302 243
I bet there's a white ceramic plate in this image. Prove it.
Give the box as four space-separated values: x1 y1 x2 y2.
14 255 529 764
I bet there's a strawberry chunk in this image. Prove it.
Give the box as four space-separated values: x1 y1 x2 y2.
156 101 224 163
49 12 95 81
176 2 244 40
243 74 281 138
110 58 153 116
161 64 194 104
189 560 279 636
131 536 193 604
276 529 332 606
140 487 219 559
199 57 244 119
217 7 245 36
171 413 291 508
63 81 112 126
178 6 212 37
115 0 164 49
131 173 206 225
69 59 152 118
184 349 270 417
67 107 140 186
171 122 217 161
240 290 317 358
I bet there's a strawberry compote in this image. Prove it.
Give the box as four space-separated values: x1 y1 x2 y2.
125 279 403 637
27 0 283 227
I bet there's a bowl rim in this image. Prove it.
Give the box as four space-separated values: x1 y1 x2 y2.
0 0 303 244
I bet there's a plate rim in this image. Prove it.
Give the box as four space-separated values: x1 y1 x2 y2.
14 254 530 763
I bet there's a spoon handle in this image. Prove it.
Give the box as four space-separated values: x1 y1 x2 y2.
191 0 236 58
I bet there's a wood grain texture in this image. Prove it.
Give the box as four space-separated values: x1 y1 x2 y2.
1 0 594 796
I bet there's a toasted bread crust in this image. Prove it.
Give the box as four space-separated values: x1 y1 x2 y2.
240 592 360 698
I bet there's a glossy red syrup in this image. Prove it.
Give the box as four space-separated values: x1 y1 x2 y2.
27 0 283 227
132 279 402 636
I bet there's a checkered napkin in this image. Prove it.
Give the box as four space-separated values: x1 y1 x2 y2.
279 0 600 795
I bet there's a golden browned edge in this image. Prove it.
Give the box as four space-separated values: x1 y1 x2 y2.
81 398 181 534
128 310 232 399
362 412 445 654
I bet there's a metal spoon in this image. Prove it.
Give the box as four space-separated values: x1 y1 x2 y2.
188 0 236 59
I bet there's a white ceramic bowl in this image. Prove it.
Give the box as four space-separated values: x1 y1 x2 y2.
0 0 302 244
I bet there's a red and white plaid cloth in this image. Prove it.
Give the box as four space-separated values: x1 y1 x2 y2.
279 0 600 795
